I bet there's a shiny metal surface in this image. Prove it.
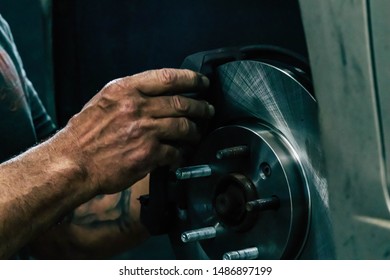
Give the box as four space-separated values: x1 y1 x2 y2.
185 124 309 259
172 60 334 259
176 165 212 180
181 227 217 243
215 60 334 259
216 145 249 160
223 247 259 260
246 197 280 212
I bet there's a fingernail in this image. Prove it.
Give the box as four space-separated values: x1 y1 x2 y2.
208 103 215 117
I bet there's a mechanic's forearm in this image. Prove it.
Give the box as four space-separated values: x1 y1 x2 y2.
0 130 94 259
0 68 211 259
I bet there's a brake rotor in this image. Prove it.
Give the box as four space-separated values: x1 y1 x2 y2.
170 58 335 259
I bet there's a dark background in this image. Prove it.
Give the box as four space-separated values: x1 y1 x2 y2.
52 0 308 127
0 0 308 259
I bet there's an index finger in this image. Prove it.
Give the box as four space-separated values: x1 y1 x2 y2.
145 95 215 119
127 68 210 96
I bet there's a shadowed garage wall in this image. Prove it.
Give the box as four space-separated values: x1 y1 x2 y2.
52 0 308 127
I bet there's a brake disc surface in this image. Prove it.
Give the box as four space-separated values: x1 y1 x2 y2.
171 60 334 259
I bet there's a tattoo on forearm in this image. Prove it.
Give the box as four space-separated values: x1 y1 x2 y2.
70 188 133 233
116 188 132 233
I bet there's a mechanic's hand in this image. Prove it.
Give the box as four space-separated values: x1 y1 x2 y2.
63 68 213 195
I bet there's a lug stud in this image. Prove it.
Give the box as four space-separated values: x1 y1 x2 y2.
181 226 217 243
223 247 259 260
246 196 280 212
176 165 212 180
216 145 249 160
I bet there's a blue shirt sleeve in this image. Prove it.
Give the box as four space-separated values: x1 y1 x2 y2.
0 14 56 141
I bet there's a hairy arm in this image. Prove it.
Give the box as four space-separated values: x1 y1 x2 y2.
0 68 212 259
29 176 150 259
0 131 94 259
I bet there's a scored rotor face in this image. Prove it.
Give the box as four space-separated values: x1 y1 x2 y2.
172 60 335 260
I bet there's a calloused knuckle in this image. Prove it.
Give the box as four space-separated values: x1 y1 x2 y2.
103 78 124 92
172 95 189 113
125 97 147 118
178 118 190 134
118 100 134 117
128 119 146 139
96 95 116 112
105 77 140 98
158 68 177 86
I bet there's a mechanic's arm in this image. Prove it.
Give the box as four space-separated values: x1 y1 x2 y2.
29 176 150 259
0 68 213 259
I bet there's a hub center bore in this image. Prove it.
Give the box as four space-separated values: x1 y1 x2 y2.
213 173 257 231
